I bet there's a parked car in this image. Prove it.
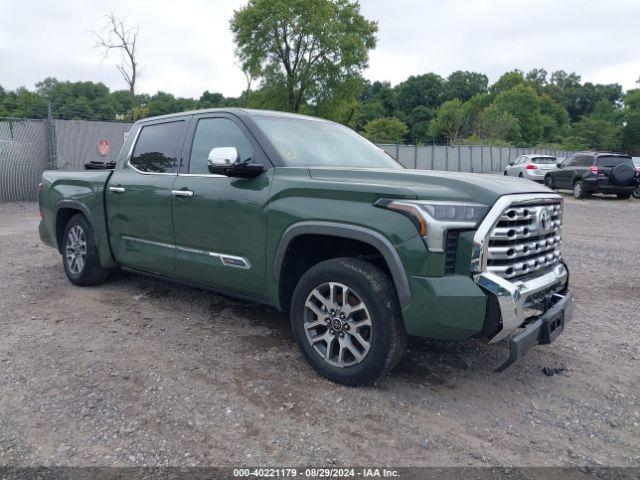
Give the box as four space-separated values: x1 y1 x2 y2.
634 158 640 199
504 154 557 182
544 152 640 199
38 108 574 385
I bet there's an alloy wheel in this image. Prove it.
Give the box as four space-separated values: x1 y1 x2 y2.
303 282 373 368
65 225 87 274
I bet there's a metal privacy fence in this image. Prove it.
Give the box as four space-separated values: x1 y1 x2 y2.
1 116 574 202
0 117 132 202
378 144 575 172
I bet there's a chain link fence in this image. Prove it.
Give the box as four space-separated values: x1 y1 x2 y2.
1 115 574 203
0 116 132 202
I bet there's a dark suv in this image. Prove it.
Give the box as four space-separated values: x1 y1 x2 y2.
545 152 640 199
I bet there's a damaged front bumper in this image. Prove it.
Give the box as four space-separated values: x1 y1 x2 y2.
476 263 574 371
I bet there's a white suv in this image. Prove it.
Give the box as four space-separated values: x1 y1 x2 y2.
504 154 557 183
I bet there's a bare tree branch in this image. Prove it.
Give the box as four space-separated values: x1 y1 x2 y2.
93 13 140 99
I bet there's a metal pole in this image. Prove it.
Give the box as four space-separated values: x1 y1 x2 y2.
445 145 449 171
46 102 57 170
457 145 461 172
430 143 434 170
395 143 399 161
414 144 418 169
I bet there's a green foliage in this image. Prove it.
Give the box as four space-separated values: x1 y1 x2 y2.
444 71 488 102
428 99 464 144
362 117 408 143
230 0 377 112
571 117 621 151
490 70 526 95
396 73 444 112
622 90 640 155
477 106 521 142
490 85 542 145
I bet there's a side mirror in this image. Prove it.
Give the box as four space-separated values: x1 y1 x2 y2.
556 161 563 168
208 147 240 168
207 147 265 178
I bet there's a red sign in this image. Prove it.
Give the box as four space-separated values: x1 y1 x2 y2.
97 139 110 156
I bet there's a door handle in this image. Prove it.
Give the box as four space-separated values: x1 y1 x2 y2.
109 186 125 193
172 189 194 198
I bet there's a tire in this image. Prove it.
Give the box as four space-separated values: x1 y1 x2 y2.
503 171 508 176
290 257 407 386
617 193 631 200
518 172 524 178
573 180 586 199
544 175 555 189
633 188 640 200
62 214 109 286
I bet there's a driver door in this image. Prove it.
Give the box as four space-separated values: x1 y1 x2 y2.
171 113 273 300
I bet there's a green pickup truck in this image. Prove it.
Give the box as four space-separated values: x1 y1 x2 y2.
38 108 574 385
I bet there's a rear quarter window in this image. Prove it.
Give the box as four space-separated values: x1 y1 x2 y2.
595 156 633 168
129 121 187 173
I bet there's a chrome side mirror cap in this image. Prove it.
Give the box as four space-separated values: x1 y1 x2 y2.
207 147 240 168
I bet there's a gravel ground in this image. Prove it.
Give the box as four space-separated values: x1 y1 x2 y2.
0 196 639 468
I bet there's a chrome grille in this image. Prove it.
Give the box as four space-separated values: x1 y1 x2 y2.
486 201 562 280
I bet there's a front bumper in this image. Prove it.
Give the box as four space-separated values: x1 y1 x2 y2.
495 290 574 372
475 262 573 369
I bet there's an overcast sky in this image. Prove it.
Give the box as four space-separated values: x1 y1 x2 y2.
2 0 639 98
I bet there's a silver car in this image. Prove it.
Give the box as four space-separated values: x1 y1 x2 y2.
504 154 557 183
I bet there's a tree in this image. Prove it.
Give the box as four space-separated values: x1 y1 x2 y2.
94 13 140 106
362 117 408 143
444 71 488 102
622 90 640 155
230 0 377 112
572 117 621 151
490 70 525 95
428 99 464 144
396 73 444 112
477 105 520 142
491 85 542 145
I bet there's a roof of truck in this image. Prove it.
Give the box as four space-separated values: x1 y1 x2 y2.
135 108 332 125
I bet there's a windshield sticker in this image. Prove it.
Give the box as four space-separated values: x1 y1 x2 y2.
284 148 297 161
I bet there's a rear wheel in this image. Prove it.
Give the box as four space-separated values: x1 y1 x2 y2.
290 257 406 386
633 188 640 200
62 214 109 286
617 193 631 200
518 172 524 178
573 181 586 199
544 175 555 189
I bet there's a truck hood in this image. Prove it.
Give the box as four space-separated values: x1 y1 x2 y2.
308 167 552 206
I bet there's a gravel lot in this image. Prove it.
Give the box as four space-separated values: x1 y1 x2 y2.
0 195 639 468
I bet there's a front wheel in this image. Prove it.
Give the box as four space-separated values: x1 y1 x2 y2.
573 181 586 199
290 257 407 386
633 188 640 200
62 214 109 286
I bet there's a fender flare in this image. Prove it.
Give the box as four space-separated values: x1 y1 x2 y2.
54 200 98 252
273 221 412 308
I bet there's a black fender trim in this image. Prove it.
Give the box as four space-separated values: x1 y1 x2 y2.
273 221 412 308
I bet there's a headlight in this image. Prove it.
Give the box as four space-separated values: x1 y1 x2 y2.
375 199 488 252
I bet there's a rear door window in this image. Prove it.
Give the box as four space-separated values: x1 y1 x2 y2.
532 157 556 164
129 121 187 173
595 156 633 168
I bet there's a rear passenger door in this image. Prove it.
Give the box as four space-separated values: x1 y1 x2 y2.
106 118 189 275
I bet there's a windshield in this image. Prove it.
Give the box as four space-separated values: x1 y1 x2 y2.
596 156 633 167
532 157 556 164
253 116 404 169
